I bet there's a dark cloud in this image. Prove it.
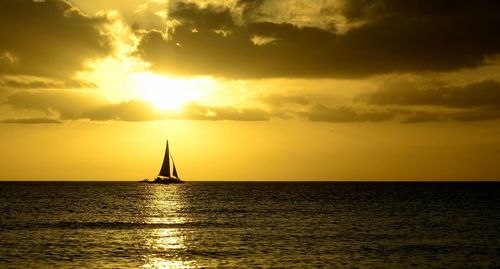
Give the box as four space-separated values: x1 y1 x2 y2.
138 21 338 78
361 80 500 108
259 94 309 107
4 90 105 119
356 78 500 122
236 0 266 22
171 3 234 30
304 104 500 124
182 102 269 121
399 111 443 124
0 0 112 79
136 1 500 78
448 108 500 122
3 91 167 122
82 100 167 122
306 104 394 123
340 0 491 20
0 76 96 89
0 118 63 124
398 108 500 123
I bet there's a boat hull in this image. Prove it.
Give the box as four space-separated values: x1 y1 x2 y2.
140 177 184 184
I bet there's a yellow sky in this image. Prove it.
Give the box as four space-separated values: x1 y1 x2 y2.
1 119 499 180
1 0 500 180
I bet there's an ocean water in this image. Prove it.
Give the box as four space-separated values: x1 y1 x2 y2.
0 182 499 268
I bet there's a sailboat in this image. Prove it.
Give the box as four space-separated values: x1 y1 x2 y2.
141 140 184 184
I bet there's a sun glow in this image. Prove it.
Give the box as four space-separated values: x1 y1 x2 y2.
131 72 212 110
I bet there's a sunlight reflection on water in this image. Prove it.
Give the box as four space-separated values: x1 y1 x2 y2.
141 186 195 269
152 229 184 250
142 258 195 269
142 185 188 223
141 229 195 269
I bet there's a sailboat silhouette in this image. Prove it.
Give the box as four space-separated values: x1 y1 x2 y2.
141 140 184 184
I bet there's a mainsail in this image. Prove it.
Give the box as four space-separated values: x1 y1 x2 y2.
158 140 171 177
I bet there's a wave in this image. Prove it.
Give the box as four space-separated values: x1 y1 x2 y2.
1 221 238 230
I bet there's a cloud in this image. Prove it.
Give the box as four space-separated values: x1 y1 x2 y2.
398 108 500 123
304 104 500 124
354 78 500 123
82 101 269 122
71 0 167 31
4 90 105 119
0 0 113 79
448 108 500 122
259 93 309 107
3 91 166 122
399 111 443 124
236 0 266 22
305 104 394 123
170 2 234 30
4 77 499 124
136 1 500 78
82 99 168 122
0 76 96 89
107 103 500 123
361 79 500 108
0 118 63 124
182 102 269 121
2 90 269 123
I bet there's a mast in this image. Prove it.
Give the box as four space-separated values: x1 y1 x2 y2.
158 140 171 177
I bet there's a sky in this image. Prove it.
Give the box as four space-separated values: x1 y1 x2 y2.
1 0 500 180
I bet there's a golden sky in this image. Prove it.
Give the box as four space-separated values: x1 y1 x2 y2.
1 0 500 180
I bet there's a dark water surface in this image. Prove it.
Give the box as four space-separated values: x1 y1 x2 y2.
0 182 499 268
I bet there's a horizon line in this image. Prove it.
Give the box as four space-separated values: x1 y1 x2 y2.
0 179 499 183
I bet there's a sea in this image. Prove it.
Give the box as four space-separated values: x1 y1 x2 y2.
0 182 499 268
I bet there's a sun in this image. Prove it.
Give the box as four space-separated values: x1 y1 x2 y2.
131 72 211 110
